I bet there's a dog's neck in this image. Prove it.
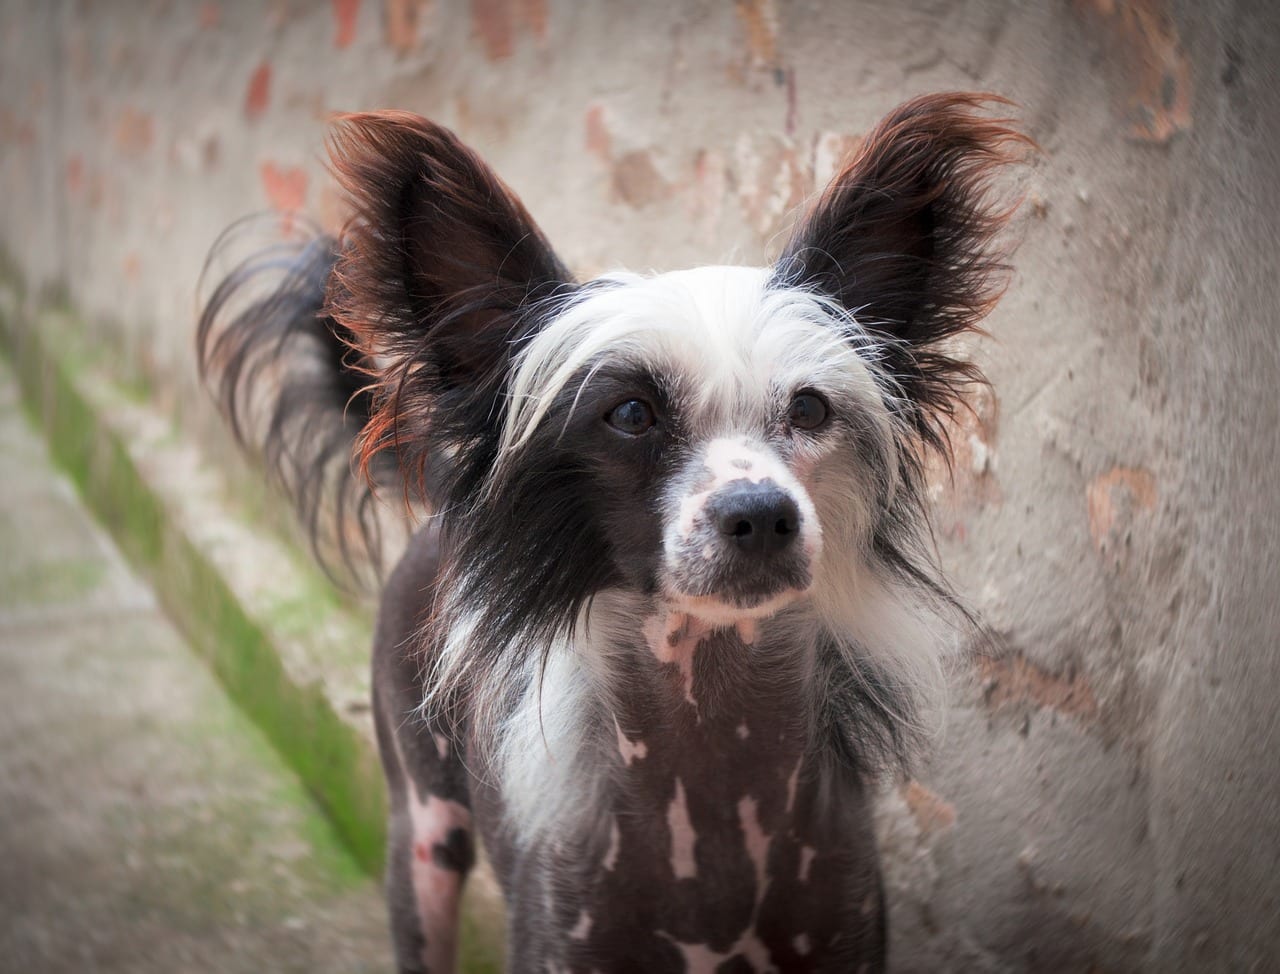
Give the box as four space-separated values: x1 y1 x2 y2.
618 605 814 755
506 599 881 966
608 606 820 885
607 602 835 832
481 592 833 852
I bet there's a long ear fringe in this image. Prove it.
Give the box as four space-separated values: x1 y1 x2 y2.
195 214 396 586
777 92 1033 458
323 111 574 505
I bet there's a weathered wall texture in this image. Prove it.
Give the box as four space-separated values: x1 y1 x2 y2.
3 1 1278 970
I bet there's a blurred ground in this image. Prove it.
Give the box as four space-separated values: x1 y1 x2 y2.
0 357 392 973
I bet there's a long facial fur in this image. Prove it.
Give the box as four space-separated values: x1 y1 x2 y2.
220 93 1029 850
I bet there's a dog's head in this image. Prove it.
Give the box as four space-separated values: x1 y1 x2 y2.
327 95 1026 647
494 264 881 631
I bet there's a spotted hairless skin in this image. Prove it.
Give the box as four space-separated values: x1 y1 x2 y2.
375 520 886 973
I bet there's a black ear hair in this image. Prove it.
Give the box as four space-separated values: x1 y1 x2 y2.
775 92 1030 452
324 111 575 496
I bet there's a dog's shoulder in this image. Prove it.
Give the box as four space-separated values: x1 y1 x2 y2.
373 523 444 689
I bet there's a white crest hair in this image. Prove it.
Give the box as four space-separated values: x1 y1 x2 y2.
500 267 899 465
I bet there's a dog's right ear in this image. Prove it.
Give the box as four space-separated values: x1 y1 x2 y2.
775 93 1028 456
325 111 575 491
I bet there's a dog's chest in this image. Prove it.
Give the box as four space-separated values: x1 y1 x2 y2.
505 621 885 972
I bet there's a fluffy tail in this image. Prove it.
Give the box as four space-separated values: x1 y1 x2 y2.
195 214 402 584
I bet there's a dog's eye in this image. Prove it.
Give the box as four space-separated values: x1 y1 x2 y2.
606 399 656 435
788 392 829 431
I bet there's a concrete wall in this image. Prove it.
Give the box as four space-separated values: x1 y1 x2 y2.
3 1 1278 970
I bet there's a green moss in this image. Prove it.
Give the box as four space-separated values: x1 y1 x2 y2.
458 893 506 974
0 555 108 606
36 279 72 312
0 244 27 299
174 534 389 874
169 678 371 896
116 369 155 405
261 560 349 640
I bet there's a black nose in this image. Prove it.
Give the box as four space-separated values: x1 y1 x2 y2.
710 481 801 556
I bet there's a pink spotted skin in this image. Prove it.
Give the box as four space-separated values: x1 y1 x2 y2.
541 619 884 972
376 528 883 974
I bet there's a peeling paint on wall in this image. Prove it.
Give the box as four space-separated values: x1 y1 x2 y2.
1087 466 1157 560
260 161 308 221
114 107 154 156
978 651 1099 723
4 2 1277 968
902 781 957 835
333 0 360 49
1075 0 1192 142
734 0 780 70
733 132 808 238
385 0 432 54
244 62 272 121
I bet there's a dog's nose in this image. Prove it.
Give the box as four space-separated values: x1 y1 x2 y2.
710 481 801 556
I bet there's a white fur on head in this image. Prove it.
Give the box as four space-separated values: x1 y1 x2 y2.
499 267 898 464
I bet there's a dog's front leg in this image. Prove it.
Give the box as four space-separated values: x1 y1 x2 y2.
374 645 474 974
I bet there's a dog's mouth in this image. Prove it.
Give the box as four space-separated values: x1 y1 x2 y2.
662 583 809 628
661 523 817 626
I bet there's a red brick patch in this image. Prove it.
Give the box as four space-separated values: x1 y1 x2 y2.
927 382 1003 541
902 780 956 834
584 103 611 162
114 107 154 156
471 0 514 61
333 0 359 48
734 134 808 237
466 0 545 59
1087 466 1157 558
688 148 728 243
260 161 308 216
244 62 272 121
734 0 779 69
385 0 431 54
611 149 670 209
811 131 861 190
977 652 1098 722
518 0 548 40
1074 0 1191 143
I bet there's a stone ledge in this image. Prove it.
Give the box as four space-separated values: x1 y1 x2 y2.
0 285 504 972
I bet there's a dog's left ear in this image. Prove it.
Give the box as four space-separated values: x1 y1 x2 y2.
324 111 576 495
776 93 1030 450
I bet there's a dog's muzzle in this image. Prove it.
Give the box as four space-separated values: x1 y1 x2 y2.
663 440 820 617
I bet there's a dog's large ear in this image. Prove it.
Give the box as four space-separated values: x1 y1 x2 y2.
775 93 1029 452
325 111 575 491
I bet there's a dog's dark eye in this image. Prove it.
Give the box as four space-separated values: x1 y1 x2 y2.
788 392 829 431
606 399 656 435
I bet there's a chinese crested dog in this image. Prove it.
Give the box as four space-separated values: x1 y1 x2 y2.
198 92 1026 973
